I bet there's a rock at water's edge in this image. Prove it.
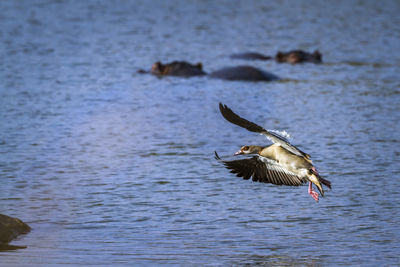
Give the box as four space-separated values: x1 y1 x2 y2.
0 214 31 249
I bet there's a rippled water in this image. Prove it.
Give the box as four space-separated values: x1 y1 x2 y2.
1 0 400 265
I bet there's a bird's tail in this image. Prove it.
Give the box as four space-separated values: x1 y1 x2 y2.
319 177 331 189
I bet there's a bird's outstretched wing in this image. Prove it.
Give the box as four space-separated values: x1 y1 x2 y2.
215 152 307 186
219 103 310 159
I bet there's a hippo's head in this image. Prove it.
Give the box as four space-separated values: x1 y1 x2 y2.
276 51 301 64
287 53 302 64
150 61 206 77
151 61 164 75
276 50 322 64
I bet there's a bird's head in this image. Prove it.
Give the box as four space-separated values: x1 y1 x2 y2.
234 145 262 155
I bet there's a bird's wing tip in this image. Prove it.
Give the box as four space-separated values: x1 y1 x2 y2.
214 151 221 160
219 102 228 112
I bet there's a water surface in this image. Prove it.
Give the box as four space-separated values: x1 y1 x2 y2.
1 0 399 265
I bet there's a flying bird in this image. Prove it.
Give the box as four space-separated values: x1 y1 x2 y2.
215 103 331 202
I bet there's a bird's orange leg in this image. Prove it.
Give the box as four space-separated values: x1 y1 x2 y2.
308 182 319 202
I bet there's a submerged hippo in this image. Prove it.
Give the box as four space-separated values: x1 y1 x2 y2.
148 61 206 77
230 52 272 60
139 61 279 82
275 50 322 64
0 214 31 251
229 50 322 64
209 66 279 81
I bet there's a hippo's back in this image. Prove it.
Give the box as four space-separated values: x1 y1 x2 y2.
209 66 279 82
170 65 206 77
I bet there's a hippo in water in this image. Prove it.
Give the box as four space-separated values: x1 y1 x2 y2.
229 50 322 64
139 61 279 82
142 61 207 77
209 65 278 81
275 50 322 64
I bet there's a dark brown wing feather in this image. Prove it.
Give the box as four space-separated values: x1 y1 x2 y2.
215 152 306 186
219 103 266 133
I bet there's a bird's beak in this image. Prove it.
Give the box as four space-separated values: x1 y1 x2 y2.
234 149 243 156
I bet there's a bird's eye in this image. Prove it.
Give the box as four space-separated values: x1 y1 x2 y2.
243 146 249 150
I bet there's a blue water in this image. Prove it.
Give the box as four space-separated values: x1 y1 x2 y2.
1 0 400 265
